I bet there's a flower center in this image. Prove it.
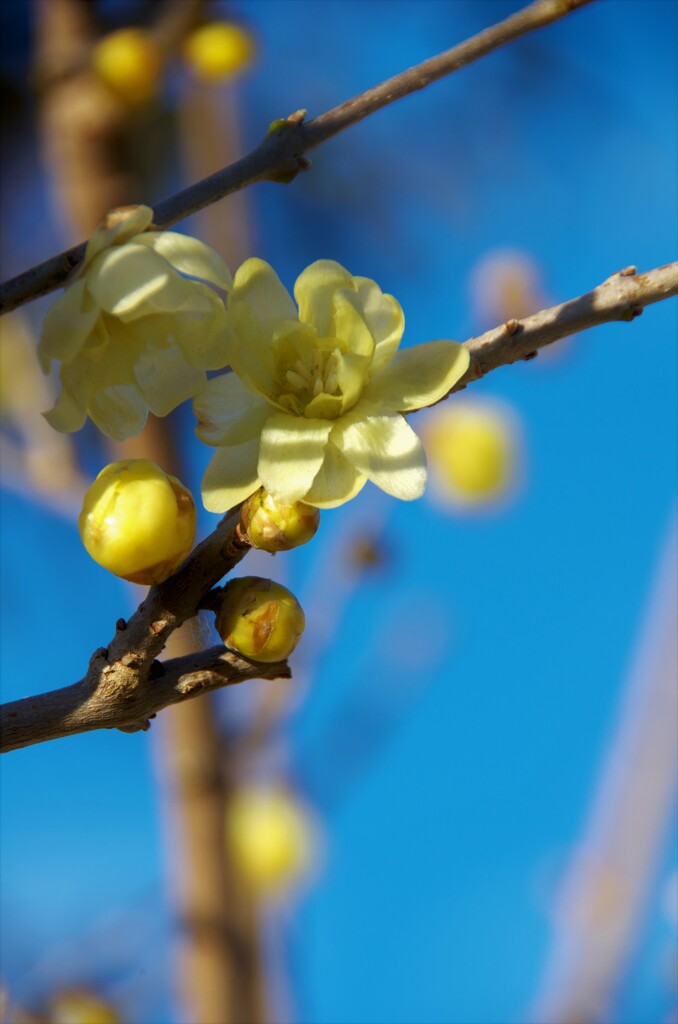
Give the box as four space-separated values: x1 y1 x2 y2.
272 330 346 418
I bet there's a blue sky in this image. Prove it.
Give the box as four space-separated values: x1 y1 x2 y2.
1 2 676 1022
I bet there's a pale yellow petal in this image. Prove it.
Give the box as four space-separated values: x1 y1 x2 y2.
194 372 271 446
84 205 154 265
258 413 332 503
293 260 355 334
225 303 278 400
330 291 375 357
86 243 197 318
331 411 426 500
133 346 205 416
137 288 229 371
88 384 149 440
202 439 261 512
42 385 87 433
231 258 297 329
303 441 367 508
133 231 232 292
362 340 470 412
353 277 405 370
39 280 99 371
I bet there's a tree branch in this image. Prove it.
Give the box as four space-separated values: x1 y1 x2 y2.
0 0 594 315
0 645 289 754
1 258 675 754
456 262 678 391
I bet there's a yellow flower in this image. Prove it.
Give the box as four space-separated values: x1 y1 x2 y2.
195 259 469 510
226 785 314 896
92 28 162 106
184 21 256 83
423 399 521 509
39 205 232 441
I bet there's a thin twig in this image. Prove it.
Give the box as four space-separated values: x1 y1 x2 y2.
0 0 594 315
1 259 675 753
455 262 678 391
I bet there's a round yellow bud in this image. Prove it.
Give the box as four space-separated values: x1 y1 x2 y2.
92 28 161 106
51 990 119 1024
240 489 320 553
226 786 313 895
424 401 519 507
184 22 255 83
79 459 196 584
216 577 305 663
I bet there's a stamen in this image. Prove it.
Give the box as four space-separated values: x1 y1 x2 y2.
313 376 323 397
294 359 313 383
324 371 339 394
286 369 307 390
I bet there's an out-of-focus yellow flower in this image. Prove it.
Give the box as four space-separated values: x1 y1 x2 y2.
39 205 231 441
226 785 314 896
50 989 119 1024
184 22 255 83
195 259 469 510
215 576 305 662
79 459 196 584
92 28 162 106
423 399 521 509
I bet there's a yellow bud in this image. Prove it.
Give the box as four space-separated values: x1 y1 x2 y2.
424 401 519 507
184 22 255 83
79 459 196 584
215 577 304 663
226 786 313 895
50 990 119 1024
92 28 161 106
240 489 320 553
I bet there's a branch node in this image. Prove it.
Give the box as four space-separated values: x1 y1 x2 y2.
524 350 539 361
620 265 637 277
504 318 521 336
115 617 127 631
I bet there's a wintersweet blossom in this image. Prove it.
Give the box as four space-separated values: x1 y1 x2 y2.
39 205 232 441
194 258 469 510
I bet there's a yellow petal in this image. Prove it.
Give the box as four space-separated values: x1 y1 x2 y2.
84 204 154 265
194 372 271 446
133 346 205 416
87 384 149 440
362 340 469 412
43 385 87 433
330 291 375 358
332 411 426 500
146 289 229 370
86 243 196 319
293 259 355 334
202 439 261 512
303 441 367 508
353 276 405 370
258 413 332 503
226 302 279 401
231 258 297 329
133 231 232 292
39 279 100 370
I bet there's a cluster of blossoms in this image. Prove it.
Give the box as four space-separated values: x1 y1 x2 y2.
43 206 470 661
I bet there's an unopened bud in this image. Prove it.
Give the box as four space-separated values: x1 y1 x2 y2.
92 28 161 106
240 488 320 553
215 576 305 662
225 785 314 896
79 459 196 584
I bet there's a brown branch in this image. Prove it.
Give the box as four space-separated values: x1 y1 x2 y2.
0 0 595 315
1 258 675 754
1 646 289 754
455 262 678 391
0 509 268 753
